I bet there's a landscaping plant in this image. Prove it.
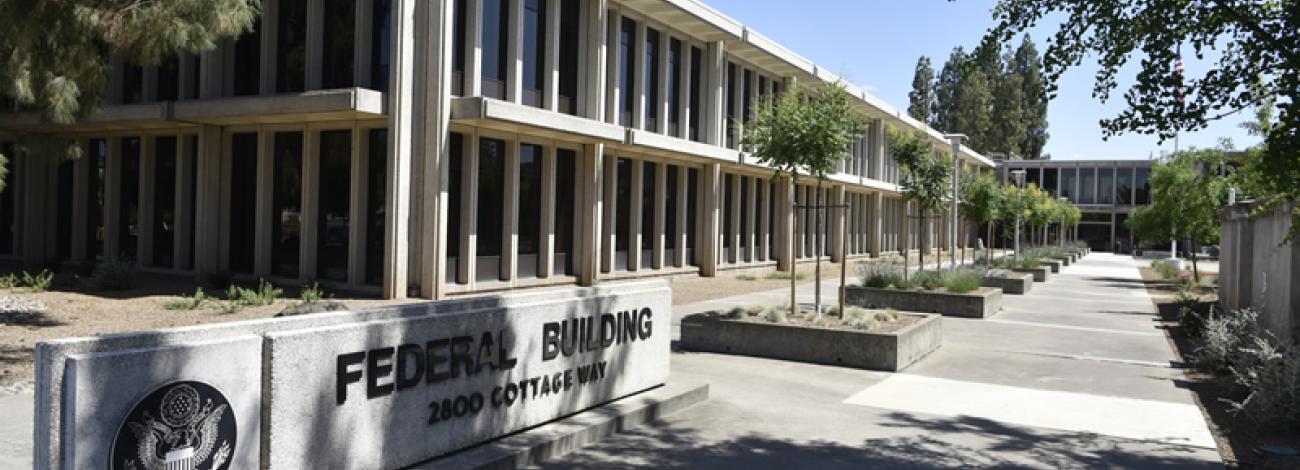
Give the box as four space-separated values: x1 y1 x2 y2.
20 270 53 293
92 259 135 291
300 282 325 303
941 268 983 294
162 288 208 311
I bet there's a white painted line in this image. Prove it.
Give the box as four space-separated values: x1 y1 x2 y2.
984 319 1165 337
843 374 1215 449
1006 350 1175 368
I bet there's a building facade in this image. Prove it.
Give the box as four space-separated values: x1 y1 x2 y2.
0 0 993 299
996 159 1154 252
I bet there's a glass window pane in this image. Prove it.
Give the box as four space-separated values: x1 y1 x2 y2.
322 0 356 89
557 0 580 113
688 47 702 142
84 140 106 260
277 0 307 93
1080 167 1096 204
481 0 509 98
152 136 177 268
619 18 636 124
234 18 262 96
518 144 542 256
318 130 352 281
271 132 303 278
522 0 545 107
641 161 655 252
229 133 259 273
1135 168 1150 205
158 56 180 101
371 0 392 91
119 137 141 261
555 149 576 274
1116 167 1133 205
365 129 388 285
1098 167 1114 205
477 138 505 258
665 165 677 250
644 29 659 129
57 158 74 259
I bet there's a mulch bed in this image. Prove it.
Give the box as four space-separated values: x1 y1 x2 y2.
1140 267 1300 469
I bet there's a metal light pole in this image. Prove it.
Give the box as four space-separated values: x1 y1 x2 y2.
945 134 967 270
1011 169 1026 261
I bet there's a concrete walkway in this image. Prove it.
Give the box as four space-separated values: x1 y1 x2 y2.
539 253 1222 469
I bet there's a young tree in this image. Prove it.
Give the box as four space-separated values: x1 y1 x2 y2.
0 0 259 177
981 0 1299 236
1023 184 1054 246
959 171 1004 263
909 56 936 123
891 130 952 273
743 82 867 316
1125 149 1229 280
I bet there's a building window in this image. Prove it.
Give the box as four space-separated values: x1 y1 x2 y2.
725 63 736 148
1079 167 1096 204
1043 168 1058 196
742 69 752 124
688 46 702 142
1116 167 1133 205
722 174 732 252
1134 167 1150 205
518 144 542 274
614 158 630 262
739 176 749 255
644 29 659 130
233 18 262 96
478 138 506 269
119 137 141 261
122 65 144 104
1026 167 1041 188
522 0 546 107
481 0 509 99
555 149 576 275
0 142 13 255
187 136 198 269
665 165 677 252
557 0 580 114
1059 168 1076 201
618 18 636 126
271 132 303 278
318 130 352 282
686 168 698 264
667 38 681 136
229 133 259 273
185 55 202 100
277 0 307 93
158 56 180 101
152 136 177 268
371 0 392 91
452 0 468 96
641 161 655 263
1098 167 1114 205
56 158 74 259
83 140 106 260
322 0 356 89
446 133 462 282
366 129 388 285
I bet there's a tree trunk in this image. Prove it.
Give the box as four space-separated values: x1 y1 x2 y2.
1190 238 1201 283
814 179 822 315
986 221 994 265
918 211 926 273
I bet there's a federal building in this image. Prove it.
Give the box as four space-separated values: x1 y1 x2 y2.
0 0 995 300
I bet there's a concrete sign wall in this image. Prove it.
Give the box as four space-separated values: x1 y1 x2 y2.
34 280 671 470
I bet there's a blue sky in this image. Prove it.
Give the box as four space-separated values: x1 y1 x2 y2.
703 0 1259 161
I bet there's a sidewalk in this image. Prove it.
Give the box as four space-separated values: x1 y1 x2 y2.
540 253 1222 469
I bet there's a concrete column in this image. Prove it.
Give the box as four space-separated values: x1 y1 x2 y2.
778 175 794 270
704 41 725 146
539 146 556 277
674 165 688 267
300 130 320 280
652 162 666 269
465 0 484 97
544 0 560 111
194 127 222 275
601 153 617 272
506 0 524 103
19 154 50 265
700 163 721 276
458 133 479 284
420 0 454 298
383 0 419 298
744 176 756 263
254 131 273 277
632 21 647 130
583 0 607 120
138 137 156 267
306 0 324 90
104 137 121 261
657 29 670 134
758 179 770 262
502 141 519 280
604 8 621 124
628 159 643 270
350 127 368 285
871 119 886 180
577 143 603 285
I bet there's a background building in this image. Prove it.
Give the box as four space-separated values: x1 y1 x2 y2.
996 159 1154 252
0 0 995 299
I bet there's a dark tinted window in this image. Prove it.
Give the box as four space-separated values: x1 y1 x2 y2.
518 144 542 259
522 0 546 107
229 133 259 273
277 0 307 93
322 0 356 88
481 0 509 98
119 137 141 260
271 132 303 277
233 18 262 95
152 136 177 268
477 138 506 258
318 130 352 281
557 0 580 114
371 0 392 91
365 129 388 284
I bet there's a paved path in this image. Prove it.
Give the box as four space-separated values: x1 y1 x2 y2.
539 253 1222 469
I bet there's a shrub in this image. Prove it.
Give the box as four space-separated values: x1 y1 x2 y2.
1151 259 1181 280
93 260 136 291
1225 335 1300 426
1018 258 1041 269
20 270 54 293
941 268 983 293
1194 308 1262 375
876 309 902 322
911 270 943 291
221 279 283 313
300 282 325 303
843 306 878 330
745 304 766 317
763 305 787 323
0 273 19 289
163 288 208 311
859 263 904 289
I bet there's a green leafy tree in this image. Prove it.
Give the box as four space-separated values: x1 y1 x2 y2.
931 48 965 132
986 53 1027 157
1022 184 1054 246
979 0 1299 236
909 56 935 123
1012 35 1049 159
0 0 260 182
744 82 867 316
959 171 1004 263
891 130 952 272
1126 149 1231 280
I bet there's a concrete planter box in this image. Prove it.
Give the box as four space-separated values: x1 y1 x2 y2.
1012 267 1050 282
1040 259 1062 273
982 272 1034 294
1053 256 1072 266
680 313 942 372
845 286 1002 319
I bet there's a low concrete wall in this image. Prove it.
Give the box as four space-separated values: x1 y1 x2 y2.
1053 256 1072 266
982 273 1033 294
1040 259 1062 273
1220 199 1299 342
845 287 1002 318
1012 267 1050 282
679 314 942 372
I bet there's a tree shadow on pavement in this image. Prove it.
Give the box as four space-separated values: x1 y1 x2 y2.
535 411 1219 469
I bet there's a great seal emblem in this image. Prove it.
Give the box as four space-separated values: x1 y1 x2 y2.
111 381 236 470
